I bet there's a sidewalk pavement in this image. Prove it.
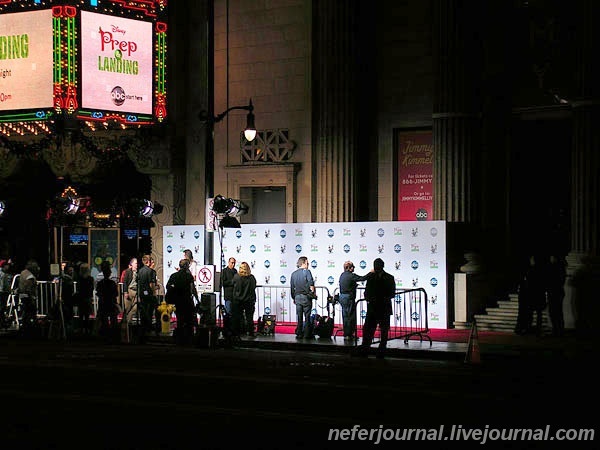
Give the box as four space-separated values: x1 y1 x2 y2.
1 325 591 363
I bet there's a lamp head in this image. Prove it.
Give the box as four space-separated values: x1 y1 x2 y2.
244 110 256 142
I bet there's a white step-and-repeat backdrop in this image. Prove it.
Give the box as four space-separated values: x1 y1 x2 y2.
163 221 447 329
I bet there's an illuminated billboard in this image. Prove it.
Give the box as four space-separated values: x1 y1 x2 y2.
0 0 168 134
0 9 54 113
80 11 154 118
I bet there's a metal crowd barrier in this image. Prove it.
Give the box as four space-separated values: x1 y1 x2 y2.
35 281 60 317
352 287 431 346
252 284 333 324
32 280 127 320
26 280 429 346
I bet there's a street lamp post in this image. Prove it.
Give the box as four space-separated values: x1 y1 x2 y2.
202 0 256 267
201 98 256 266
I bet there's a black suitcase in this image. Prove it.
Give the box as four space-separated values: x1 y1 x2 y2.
313 300 335 339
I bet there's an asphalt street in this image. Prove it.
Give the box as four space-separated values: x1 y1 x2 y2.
0 337 596 450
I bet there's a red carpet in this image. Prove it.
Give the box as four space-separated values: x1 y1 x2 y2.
266 323 510 343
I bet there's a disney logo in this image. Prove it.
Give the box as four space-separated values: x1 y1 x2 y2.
110 25 126 35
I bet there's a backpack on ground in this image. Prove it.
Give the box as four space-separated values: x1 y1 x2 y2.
313 300 335 339
257 314 276 335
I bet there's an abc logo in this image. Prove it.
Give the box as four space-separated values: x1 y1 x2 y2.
111 86 126 106
415 208 428 221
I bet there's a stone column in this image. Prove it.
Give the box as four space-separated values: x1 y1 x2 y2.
128 135 173 290
432 0 482 225
149 173 174 293
565 0 600 331
433 1 484 327
312 1 359 222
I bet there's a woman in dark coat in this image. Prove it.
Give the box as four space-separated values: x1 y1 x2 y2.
232 262 257 338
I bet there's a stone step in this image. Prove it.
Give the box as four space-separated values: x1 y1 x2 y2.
485 309 519 317
496 300 519 310
476 323 517 332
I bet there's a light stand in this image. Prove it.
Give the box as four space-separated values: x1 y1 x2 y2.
215 224 227 338
211 198 249 343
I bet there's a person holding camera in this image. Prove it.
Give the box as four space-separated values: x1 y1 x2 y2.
290 256 316 340
339 261 372 341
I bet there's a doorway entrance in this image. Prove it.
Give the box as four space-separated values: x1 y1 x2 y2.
510 117 571 259
239 187 286 224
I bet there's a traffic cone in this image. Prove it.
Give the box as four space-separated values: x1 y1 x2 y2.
464 321 481 364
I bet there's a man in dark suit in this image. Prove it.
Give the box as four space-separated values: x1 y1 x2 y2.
358 258 396 358
136 254 157 342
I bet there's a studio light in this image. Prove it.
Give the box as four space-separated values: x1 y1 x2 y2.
131 199 164 218
212 195 249 217
64 197 80 215
218 215 242 229
211 195 249 228
140 199 155 218
0 200 5 217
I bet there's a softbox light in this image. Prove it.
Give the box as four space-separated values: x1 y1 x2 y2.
140 200 154 218
212 195 248 217
64 197 80 215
